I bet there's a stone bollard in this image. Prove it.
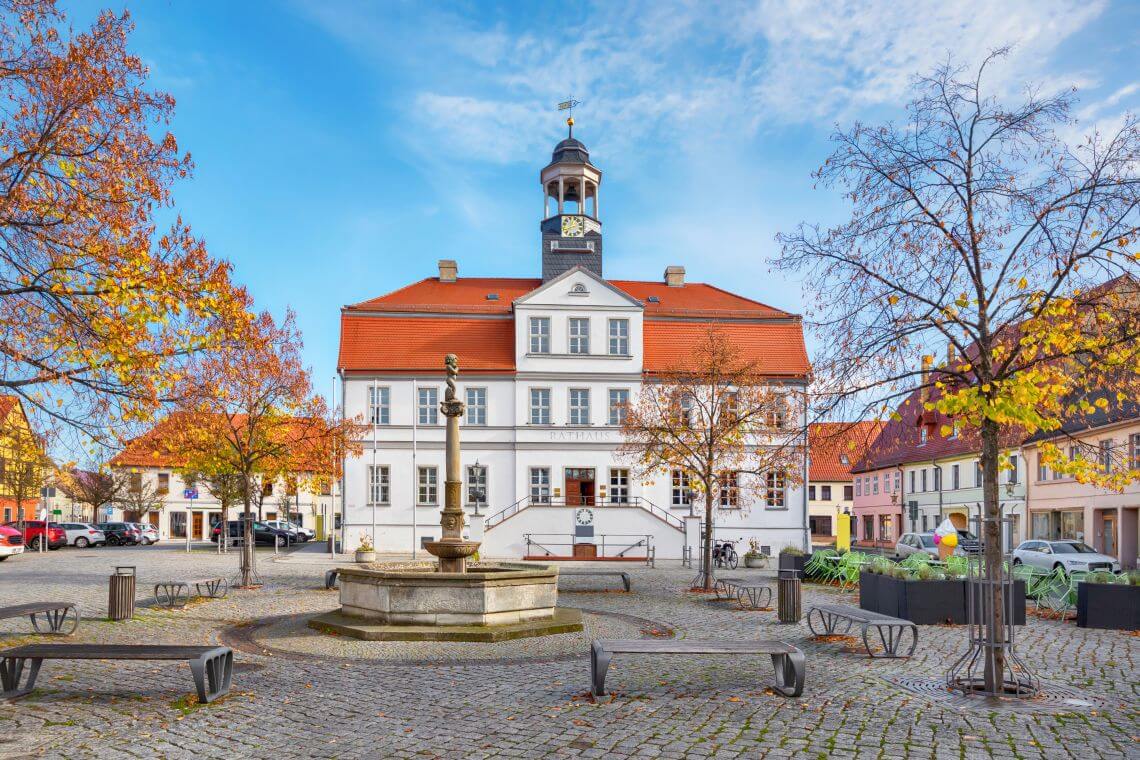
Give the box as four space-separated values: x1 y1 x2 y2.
108 566 136 621
777 569 801 624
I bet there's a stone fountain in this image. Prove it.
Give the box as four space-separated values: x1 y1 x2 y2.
310 355 582 641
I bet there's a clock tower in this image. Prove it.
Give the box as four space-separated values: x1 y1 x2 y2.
540 119 602 281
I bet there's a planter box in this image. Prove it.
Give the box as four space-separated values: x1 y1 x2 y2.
779 553 806 576
861 576 1025 625
1077 582 1140 630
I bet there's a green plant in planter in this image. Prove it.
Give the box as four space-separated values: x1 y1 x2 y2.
779 545 805 557
1125 570 1140 586
744 537 764 559
1086 571 1119 585
867 556 894 575
889 566 911 580
914 564 946 581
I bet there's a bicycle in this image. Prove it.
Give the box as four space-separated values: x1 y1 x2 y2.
713 539 739 569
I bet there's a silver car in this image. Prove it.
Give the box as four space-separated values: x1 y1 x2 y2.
895 532 939 559
59 522 106 548
129 522 160 545
1011 540 1120 574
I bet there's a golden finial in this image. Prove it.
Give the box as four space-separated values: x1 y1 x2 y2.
558 97 580 138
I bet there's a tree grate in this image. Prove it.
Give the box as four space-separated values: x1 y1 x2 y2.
885 676 1106 714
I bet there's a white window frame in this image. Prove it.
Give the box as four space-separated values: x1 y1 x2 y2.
609 468 629 505
568 317 590 354
529 467 551 504
418 387 439 425
568 388 590 426
465 464 488 507
529 388 551 425
608 388 629 426
764 471 786 509
417 466 438 505
465 387 487 426
671 469 691 507
608 318 629 356
952 464 960 490
368 385 390 425
367 465 390 505
529 317 550 354
718 471 740 508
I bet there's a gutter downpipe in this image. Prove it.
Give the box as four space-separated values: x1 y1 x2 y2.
411 377 418 559
802 393 810 554
896 464 905 548
932 459 943 533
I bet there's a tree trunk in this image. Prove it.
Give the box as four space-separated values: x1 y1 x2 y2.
239 495 254 587
703 495 714 591
980 417 1005 692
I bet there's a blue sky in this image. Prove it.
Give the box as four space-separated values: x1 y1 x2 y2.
65 0 1140 399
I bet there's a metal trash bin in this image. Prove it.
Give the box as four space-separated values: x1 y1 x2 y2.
108 566 136 621
777 569 801 624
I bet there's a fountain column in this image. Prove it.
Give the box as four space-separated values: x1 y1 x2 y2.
425 353 481 573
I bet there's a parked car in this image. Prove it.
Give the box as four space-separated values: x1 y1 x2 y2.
95 522 140 546
211 520 291 547
59 522 107 548
129 522 160 545
896 532 940 559
265 520 313 542
1011 539 1121 574
3 520 66 550
0 524 24 560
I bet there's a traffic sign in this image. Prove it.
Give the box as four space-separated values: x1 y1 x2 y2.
104 506 114 516
51 509 62 515
184 488 199 499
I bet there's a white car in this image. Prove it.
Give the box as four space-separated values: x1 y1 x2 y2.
1011 540 1120 574
59 522 107 548
266 520 313 542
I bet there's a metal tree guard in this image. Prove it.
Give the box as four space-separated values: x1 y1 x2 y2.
946 507 1037 697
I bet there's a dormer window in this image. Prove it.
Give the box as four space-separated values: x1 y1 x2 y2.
919 427 928 445
569 318 590 354
839 453 849 465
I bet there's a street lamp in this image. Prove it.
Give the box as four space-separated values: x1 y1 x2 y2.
471 459 485 516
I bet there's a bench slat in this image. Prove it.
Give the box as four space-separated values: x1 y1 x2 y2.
0 603 75 618
2 645 222 660
595 639 796 655
811 603 908 624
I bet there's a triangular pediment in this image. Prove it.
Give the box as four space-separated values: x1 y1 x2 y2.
514 266 644 309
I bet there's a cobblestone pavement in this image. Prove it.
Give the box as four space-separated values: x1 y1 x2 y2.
0 545 1137 758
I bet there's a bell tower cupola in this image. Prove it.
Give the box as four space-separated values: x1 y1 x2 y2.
540 116 603 281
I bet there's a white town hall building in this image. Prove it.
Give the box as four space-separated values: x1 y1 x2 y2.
338 129 811 560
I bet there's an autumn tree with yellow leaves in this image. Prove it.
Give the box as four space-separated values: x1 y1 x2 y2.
0 1 250 444
168 310 364 586
619 329 805 591
775 51 1139 693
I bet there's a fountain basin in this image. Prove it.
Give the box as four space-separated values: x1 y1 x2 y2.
309 562 583 641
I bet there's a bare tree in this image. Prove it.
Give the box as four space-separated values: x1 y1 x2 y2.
60 467 122 524
619 328 805 590
775 51 1140 693
114 473 165 527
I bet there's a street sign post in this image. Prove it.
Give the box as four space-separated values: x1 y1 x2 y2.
183 488 198 553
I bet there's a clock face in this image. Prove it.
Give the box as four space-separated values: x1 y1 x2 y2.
574 507 594 526
561 214 584 237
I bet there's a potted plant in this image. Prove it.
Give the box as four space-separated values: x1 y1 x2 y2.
1077 571 1139 631
778 545 807 575
354 532 376 564
744 538 769 569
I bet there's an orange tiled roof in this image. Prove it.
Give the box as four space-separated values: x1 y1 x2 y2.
642 321 809 377
339 315 516 374
809 421 884 481
345 277 792 318
339 277 808 378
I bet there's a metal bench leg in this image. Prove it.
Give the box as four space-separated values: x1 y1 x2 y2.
769 651 805 698
197 578 229 599
29 606 79 635
189 650 233 704
620 573 630 592
760 587 772 609
590 643 612 697
0 657 42 701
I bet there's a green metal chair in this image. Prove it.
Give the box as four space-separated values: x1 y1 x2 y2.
837 551 868 592
804 549 836 581
900 552 932 571
1011 563 1045 598
944 555 969 577
1035 568 1073 618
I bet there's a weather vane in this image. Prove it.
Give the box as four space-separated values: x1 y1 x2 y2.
557 96 580 137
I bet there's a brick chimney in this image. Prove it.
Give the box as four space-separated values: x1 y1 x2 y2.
438 259 458 283
919 354 933 402
664 265 685 287
946 344 957 365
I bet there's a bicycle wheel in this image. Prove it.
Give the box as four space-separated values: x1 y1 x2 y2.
728 549 739 569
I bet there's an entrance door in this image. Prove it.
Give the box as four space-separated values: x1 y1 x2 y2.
147 512 160 528
192 511 204 540
565 468 596 506
1102 513 1116 558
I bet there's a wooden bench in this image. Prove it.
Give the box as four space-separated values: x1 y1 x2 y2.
324 569 339 589
591 639 804 698
0 644 233 704
807 603 918 658
0 602 79 635
559 570 631 592
153 578 229 609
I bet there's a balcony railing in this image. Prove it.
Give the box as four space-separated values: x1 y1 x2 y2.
485 495 684 531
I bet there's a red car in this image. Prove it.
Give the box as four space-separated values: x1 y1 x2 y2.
0 524 23 560
4 520 67 551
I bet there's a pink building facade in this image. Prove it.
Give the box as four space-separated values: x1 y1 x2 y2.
851 465 903 547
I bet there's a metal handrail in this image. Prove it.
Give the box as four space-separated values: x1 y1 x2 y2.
486 495 685 531
524 532 654 559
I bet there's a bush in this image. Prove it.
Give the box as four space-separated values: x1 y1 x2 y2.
780 545 805 557
1086 571 1118 585
914 565 945 581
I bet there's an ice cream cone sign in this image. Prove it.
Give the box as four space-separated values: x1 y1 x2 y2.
934 518 957 561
